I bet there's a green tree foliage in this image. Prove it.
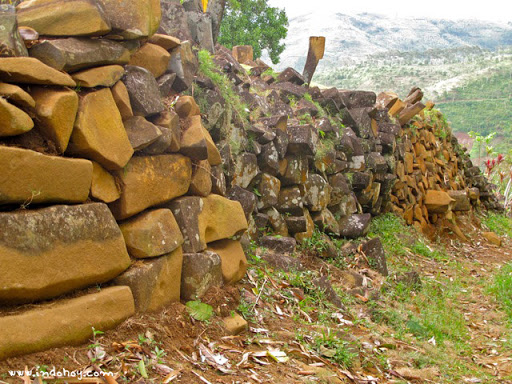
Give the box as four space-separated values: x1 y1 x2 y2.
218 0 288 64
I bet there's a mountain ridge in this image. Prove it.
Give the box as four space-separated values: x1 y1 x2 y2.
272 12 512 71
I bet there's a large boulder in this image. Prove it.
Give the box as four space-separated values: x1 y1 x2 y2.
111 154 192 219
71 65 125 88
424 190 455 214
30 87 78 153
0 57 75 86
207 239 248 284
280 155 309 186
96 0 161 39
181 251 223 301
287 125 316 155
338 90 376 109
114 248 183 312
0 203 131 303
123 65 165 116
0 4 28 57
199 194 249 243
0 97 33 137
16 0 111 37
67 88 134 170
0 146 92 205
29 38 130 73
120 209 184 258
0 286 134 360
149 34 181 51
129 43 171 78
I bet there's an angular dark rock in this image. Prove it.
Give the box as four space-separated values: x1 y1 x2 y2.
186 11 215 52
181 251 223 301
339 213 372 238
157 73 177 97
260 236 297 254
287 125 316 156
285 215 308 234
167 196 204 253
313 276 345 309
123 65 165 116
123 116 162 151
366 152 388 173
276 67 305 85
277 186 304 215
361 238 388 276
227 186 257 220
258 142 279 175
338 90 376 109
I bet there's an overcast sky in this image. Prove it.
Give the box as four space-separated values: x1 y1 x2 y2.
268 0 512 22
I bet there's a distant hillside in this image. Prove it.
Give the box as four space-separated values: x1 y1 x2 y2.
268 12 512 157
273 12 512 70
437 62 512 155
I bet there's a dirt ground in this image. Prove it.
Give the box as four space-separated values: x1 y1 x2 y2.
1 214 512 384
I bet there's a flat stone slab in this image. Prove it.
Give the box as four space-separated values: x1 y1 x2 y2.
0 146 92 205
0 286 134 360
29 37 130 73
0 203 131 303
0 57 76 86
110 154 192 220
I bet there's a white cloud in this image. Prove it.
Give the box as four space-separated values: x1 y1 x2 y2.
268 0 511 22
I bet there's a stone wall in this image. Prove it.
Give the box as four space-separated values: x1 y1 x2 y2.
193 47 499 254
0 0 498 359
0 0 247 360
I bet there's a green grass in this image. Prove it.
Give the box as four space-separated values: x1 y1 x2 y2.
368 213 447 262
488 263 512 321
482 212 512 237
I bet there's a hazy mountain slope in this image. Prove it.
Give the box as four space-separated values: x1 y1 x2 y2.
274 12 512 70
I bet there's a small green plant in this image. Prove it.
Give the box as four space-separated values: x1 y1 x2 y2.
186 300 214 321
197 50 249 137
152 346 167 363
298 227 333 257
261 68 279 79
309 330 357 368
